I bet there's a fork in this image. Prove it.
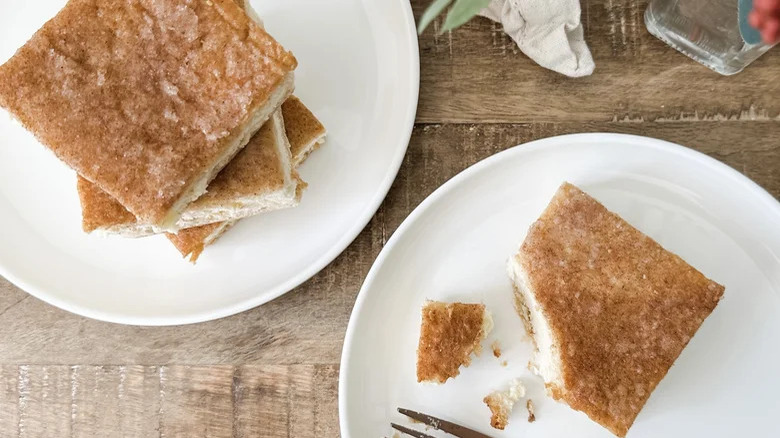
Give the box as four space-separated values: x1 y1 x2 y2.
390 407 494 438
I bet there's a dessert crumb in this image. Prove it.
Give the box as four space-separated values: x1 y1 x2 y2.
527 399 536 423
491 340 502 358
501 360 508 367
484 379 525 430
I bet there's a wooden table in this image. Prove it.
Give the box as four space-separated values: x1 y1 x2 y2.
1 1 778 436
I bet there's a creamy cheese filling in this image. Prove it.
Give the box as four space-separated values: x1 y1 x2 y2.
508 256 562 386
482 309 495 341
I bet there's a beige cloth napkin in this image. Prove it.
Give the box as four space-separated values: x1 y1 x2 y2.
480 0 595 77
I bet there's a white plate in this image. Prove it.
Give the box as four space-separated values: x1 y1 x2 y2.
340 134 780 437
0 0 418 325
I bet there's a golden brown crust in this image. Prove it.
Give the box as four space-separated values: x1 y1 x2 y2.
282 96 327 166
484 393 511 430
76 117 285 230
77 175 136 233
78 96 323 231
78 94 324 260
0 0 296 225
416 301 488 384
166 222 234 263
484 380 525 430
187 113 285 208
78 110 286 230
517 182 724 437
161 111 315 262
164 173 306 263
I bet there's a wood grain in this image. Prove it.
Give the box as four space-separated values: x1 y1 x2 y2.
0 365 19 435
0 366 338 438
415 0 780 123
0 0 779 436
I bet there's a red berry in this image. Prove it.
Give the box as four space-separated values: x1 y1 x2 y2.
754 0 780 14
760 17 780 43
749 10 764 29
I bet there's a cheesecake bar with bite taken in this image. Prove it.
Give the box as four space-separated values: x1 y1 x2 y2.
507 182 724 437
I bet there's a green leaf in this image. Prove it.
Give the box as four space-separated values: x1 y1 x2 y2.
418 0 453 35
440 0 491 33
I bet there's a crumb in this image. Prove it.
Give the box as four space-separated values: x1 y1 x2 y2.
501 360 508 367
484 379 525 430
491 340 502 358
526 399 536 423
405 417 435 430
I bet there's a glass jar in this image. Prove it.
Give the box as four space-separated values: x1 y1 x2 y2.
645 0 776 75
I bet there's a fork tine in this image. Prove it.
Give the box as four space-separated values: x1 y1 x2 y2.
397 408 494 438
390 423 437 438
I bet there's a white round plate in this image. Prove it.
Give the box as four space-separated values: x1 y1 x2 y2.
0 0 419 325
340 134 780 437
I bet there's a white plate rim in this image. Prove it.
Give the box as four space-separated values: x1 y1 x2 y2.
0 0 420 326
337 132 780 436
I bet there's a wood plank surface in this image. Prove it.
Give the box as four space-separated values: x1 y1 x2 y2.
415 0 780 123
0 366 338 438
0 0 779 436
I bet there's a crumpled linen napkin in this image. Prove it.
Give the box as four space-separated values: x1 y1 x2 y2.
479 0 595 77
